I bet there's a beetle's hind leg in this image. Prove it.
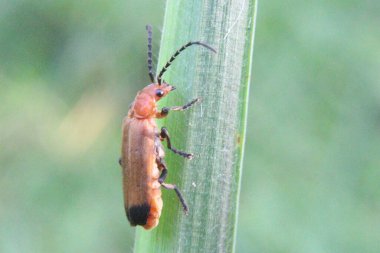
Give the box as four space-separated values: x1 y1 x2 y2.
160 127 193 159
157 158 168 184
157 159 188 214
162 183 189 214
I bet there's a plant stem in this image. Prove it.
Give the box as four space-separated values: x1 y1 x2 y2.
134 0 257 252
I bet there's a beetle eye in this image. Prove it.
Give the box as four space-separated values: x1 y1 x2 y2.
155 89 164 97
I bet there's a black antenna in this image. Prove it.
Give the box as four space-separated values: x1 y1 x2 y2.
157 41 216 85
146 25 155 83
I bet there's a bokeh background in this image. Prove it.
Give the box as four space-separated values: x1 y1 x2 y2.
1 0 379 252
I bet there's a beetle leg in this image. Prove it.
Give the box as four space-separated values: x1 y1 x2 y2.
157 159 168 183
158 168 168 183
162 182 189 214
160 127 193 159
156 158 188 214
168 97 200 112
156 98 200 118
156 159 188 214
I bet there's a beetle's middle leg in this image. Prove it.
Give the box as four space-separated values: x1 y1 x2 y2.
156 98 200 118
159 127 193 159
157 159 188 214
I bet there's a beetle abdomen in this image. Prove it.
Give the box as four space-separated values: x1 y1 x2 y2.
124 181 162 229
143 179 162 229
126 203 150 226
121 117 163 229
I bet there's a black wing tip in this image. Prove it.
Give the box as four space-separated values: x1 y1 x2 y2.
126 203 151 226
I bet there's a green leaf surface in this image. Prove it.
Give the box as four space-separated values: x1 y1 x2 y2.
134 0 257 252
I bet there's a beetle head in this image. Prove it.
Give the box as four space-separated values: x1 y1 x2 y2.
132 82 176 119
143 82 175 101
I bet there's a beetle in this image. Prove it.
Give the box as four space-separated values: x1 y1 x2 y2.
120 25 216 230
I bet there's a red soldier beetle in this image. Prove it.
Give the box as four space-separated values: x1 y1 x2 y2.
120 25 216 230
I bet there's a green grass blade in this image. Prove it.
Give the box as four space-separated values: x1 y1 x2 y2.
134 0 257 252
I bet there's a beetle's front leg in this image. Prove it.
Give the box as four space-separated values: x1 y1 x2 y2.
155 98 200 118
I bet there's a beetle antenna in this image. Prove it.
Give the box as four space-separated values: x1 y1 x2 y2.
146 25 155 83
157 41 216 85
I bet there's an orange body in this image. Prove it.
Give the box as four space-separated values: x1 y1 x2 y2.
120 25 215 229
121 83 173 229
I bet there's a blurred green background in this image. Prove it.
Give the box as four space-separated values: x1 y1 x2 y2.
1 0 379 252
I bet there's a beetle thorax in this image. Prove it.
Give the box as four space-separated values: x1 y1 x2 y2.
132 93 156 119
